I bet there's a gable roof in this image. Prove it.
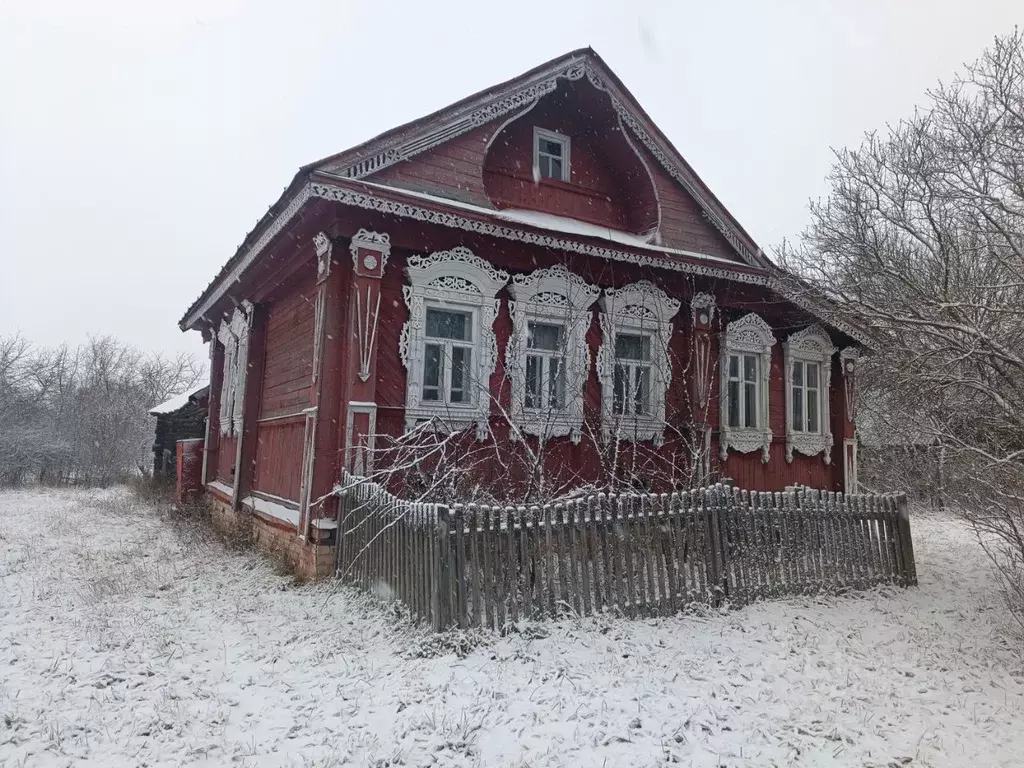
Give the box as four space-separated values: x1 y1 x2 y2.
313 48 770 269
149 382 209 416
180 49 780 331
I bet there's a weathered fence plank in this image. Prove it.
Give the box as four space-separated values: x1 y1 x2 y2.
335 475 918 631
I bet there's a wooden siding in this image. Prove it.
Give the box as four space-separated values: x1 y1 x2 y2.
366 122 495 207
259 270 316 420
482 81 657 233
251 266 316 501
215 435 237 485
253 417 306 501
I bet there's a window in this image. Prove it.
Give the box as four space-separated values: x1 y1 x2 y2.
400 246 509 440
525 321 565 410
508 266 599 444
783 325 836 463
719 313 774 462
790 360 820 433
534 128 570 182
597 282 680 446
725 353 760 429
612 333 652 416
423 308 474 405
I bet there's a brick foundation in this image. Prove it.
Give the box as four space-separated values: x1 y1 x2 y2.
207 493 336 581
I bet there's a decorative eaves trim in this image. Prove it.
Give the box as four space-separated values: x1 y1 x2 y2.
323 58 764 268
181 180 872 349
310 181 767 283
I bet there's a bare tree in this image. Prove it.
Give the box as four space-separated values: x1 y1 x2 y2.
0 334 204 487
780 29 1024 628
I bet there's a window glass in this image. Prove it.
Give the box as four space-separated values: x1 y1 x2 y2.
548 357 565 410
615 333 650 361
528 322 562 351
450 347 469 403
727 380 740 428
423 344 442 401
536 132 568 180
426 309 470 341
612 365 626 415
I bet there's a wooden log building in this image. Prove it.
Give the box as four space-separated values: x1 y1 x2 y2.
178 49 865 577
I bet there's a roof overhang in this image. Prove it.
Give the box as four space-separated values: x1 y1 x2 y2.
179 175 871 346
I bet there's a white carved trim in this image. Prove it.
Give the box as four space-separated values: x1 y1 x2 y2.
349 228 392 272
231 301 253 438
720 313 774 463
843 438 858 493
483 100 541 155
690 292 717 410
783 325 836 464
355 284 383 382
597 281 680 446
201 339 215 485
216 320 236 437
345 401 378 476
314 231 332 280
614 111 662 243
312 289 325 384
215 301 253 438
508 265 600 444
296 407 318 540
840 347 859 423
400 246 509 440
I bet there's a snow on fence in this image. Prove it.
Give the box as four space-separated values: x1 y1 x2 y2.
334 477 918 631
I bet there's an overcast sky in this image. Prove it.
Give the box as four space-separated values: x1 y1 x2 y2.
1 0 1020 362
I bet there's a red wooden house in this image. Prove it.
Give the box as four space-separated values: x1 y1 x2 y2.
180 49 864 577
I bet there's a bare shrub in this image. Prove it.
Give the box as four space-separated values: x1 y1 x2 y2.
781 29 1024 630
0 333 203 488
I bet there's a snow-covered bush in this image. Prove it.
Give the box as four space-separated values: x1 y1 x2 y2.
781 30 1024 633
0 333 203 487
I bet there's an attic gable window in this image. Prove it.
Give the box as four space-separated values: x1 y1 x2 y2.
533 128 570 182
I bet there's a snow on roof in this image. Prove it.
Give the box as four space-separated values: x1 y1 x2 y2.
149 383 208 416
356 180 743 266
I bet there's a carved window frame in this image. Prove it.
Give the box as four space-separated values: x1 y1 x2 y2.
508 265 599 445
720 312 774 463
215 301 252 438
783 325 836 463
399 246 509 440
597 281 680 446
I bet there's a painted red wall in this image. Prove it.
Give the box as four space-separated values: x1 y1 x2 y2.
367 232 851 496
482 81 658 234
252 268 316 501
366 122 495 207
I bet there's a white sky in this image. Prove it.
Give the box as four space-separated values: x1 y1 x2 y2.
1 0 1020 360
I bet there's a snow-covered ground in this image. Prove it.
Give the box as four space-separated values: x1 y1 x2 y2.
2 489 1022 767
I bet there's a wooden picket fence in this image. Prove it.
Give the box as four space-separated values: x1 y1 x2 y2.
334 476 917 631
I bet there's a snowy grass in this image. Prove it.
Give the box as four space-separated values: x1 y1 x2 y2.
2 489 1023 767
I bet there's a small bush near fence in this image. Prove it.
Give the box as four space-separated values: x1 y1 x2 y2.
336 477 917 631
